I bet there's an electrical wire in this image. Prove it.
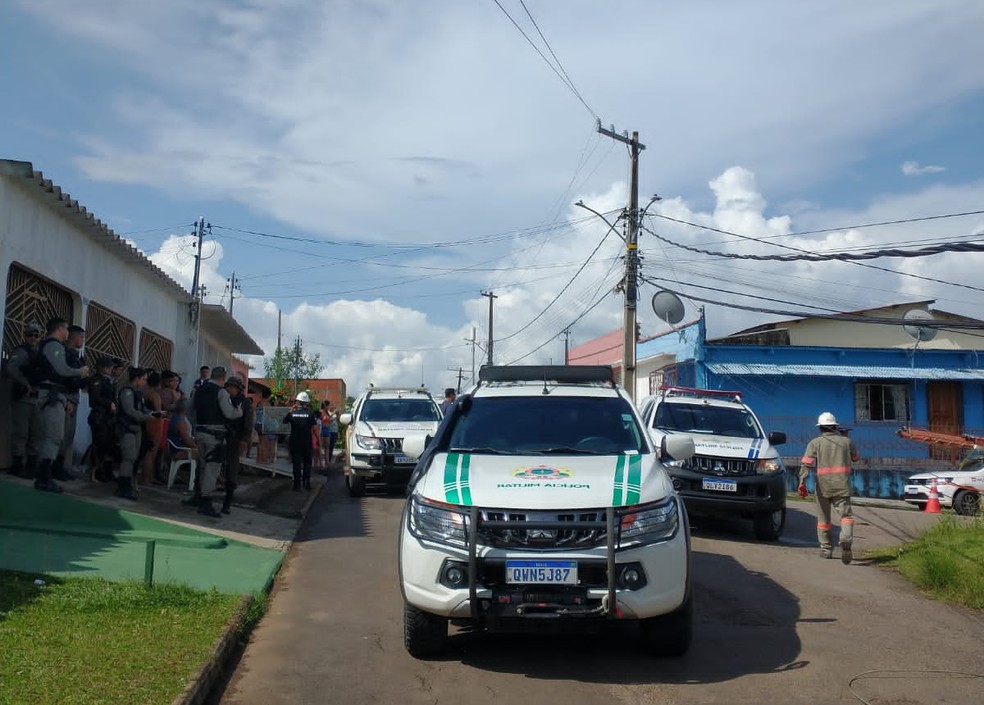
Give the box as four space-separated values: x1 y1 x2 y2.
641 272 843 313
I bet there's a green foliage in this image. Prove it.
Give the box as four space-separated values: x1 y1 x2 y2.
263 337 323 393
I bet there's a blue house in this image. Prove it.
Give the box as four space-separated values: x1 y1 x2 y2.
633 302 984 499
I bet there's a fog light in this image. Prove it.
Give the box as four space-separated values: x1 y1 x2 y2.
439 560 469 589
671 477 683 491
616 562 647 590
623 567 641 587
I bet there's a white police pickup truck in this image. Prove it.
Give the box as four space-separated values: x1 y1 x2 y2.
903 448 984 515
397 365 696 658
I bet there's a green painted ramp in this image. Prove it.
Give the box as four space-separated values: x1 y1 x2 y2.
0 480 283 594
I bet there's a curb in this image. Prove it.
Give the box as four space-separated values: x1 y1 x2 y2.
171 595 253 705
173 480 324 705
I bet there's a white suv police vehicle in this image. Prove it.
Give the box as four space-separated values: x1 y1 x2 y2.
639 386 787 540
340 386 442 497
903 448 983 515
398 365 696 659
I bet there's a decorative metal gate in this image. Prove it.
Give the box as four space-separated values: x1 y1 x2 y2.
3 263 75 359
85 301 135 368
139 328 173 372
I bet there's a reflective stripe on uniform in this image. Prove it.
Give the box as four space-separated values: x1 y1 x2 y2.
840 517 854 525
817 523 833 530
817 465 851 475
800 456 816 466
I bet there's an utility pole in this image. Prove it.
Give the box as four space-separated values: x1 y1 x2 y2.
447 366 464 393
227 271 240 315
277 309 282 352
464 327 477 384
190 217 206 299
481 291 497 367
597 123 645 401
563 328 571 365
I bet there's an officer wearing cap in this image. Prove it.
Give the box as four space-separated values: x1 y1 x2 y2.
54 324 87 480
5 321 44 479
116 366 154 500
221 375 252 514
34 317 89 492
189 365 242 517
87 356 118 481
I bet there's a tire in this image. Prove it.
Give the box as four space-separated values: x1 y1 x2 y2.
347 473 367 498
753 505 786 541
953 490 981 516
640 593 693 657
403 602 448 658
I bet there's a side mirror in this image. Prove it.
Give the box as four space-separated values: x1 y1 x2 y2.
768 431 787 446
661 434 695 462
401 434 431 461
339 413 352 426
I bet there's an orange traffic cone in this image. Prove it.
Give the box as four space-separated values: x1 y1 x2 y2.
924 478 942 514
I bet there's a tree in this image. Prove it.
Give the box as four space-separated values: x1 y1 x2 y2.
264 336 324 396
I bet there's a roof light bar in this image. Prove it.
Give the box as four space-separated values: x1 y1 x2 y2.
479 365 615 385
659 385 742 402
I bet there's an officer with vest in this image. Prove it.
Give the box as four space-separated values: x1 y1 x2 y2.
117 366 154 500
5 321 44 479
190 366 242 517
799 411 860 564
221 375 252 514
34 317 89 493
87 356 118 482
285 391 318 490
54 324 87 480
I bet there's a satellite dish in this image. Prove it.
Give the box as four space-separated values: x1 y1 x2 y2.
902 309 937 342
652 290 685 325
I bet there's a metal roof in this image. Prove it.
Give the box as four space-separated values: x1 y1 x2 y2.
201 304 264 356
705 362 984 381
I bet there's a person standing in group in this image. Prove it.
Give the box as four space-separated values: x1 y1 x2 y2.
34 317 89 493
439 387 457 415
222 375 252 514
192 365 210 393
54 324 86 480
250 387 271 461
798 411 860 564
87 356 118 482
312 412 323 470
285 392 318 490
321 401 339 466
140 371 165 486
5 322 44 479
189 366 242 517
116 367 154 500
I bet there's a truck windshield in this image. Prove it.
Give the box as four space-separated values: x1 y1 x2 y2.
448 396 647 454
654 403 761 439
361 398 441 422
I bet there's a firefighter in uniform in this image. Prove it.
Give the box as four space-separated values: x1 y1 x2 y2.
5 321 44 478
34 317 89 493
191 366 242 517
87 356 118 481
285 391 318 490
55 324 86 480
116 367 153 500
799 411 860 564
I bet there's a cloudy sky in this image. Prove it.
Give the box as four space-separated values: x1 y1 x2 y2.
2 1 982 392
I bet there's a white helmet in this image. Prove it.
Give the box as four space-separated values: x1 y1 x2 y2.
296 391 311 403
817 411 838 427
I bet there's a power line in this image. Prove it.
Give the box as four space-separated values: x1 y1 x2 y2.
640 272 843 313
504 288 614 365
491 0 597 119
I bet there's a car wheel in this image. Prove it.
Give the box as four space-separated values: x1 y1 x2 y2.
347 473 367 498
953 490 981 516
640 593 693 657
753 506 786 541
403 602 448 658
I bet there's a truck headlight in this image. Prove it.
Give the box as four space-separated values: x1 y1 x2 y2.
618 497 679 548
756 458 783 475
408 495 469 548
356 434 382 450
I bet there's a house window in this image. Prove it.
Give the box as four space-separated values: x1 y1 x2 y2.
855 382 910 423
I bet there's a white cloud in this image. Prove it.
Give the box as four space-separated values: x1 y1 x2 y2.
902 161 946 176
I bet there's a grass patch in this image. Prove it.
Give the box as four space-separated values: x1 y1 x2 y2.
869 516 984 610
0 570 242 705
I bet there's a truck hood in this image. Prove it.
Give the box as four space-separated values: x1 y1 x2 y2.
658 431 775 460
416 452 674 509
355 420 439 438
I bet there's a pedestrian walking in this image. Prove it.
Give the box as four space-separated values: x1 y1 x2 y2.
5 321 44 479
285 392 318 490
320 401 339 465
188 366 242 517
116 367 154 500
799 412 860 564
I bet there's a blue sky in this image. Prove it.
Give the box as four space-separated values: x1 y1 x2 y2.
2 1 982 391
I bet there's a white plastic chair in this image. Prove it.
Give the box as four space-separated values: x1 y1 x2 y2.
166 438 197 490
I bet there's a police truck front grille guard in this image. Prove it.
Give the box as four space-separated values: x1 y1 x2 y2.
477 510 608 549
466 506 619 621
684 455 756 476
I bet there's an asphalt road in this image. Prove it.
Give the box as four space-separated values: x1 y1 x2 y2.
219 478 984 705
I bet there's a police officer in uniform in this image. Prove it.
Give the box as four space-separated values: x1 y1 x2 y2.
87 356 118 481
221 375 252 514
5 322 44 478
116 367 153 500
34 317 89 493
191 366 242 517
54 324 86 480
285 391 318 490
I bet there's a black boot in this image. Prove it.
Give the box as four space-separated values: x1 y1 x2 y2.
303 473 312 490
198 497 221 518
24 455 39 480
9 456 24 477
182 492 202 507
34 460 63 493
52 457 74 482
293 470 301 491
221 484 235 514
114 476 139 501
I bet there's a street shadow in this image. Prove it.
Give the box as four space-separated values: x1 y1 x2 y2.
449 550 812 686
688 503 820 549
0 570 65 624
293 477 376 542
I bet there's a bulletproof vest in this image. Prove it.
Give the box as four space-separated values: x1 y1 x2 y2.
36 338 73 386
65 348 86 392
118 383 146 425
4 343 42 389
89 374 116 410
194 382 225 426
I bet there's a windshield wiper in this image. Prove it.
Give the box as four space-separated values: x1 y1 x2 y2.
449 447 506 454
523 447 608 455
